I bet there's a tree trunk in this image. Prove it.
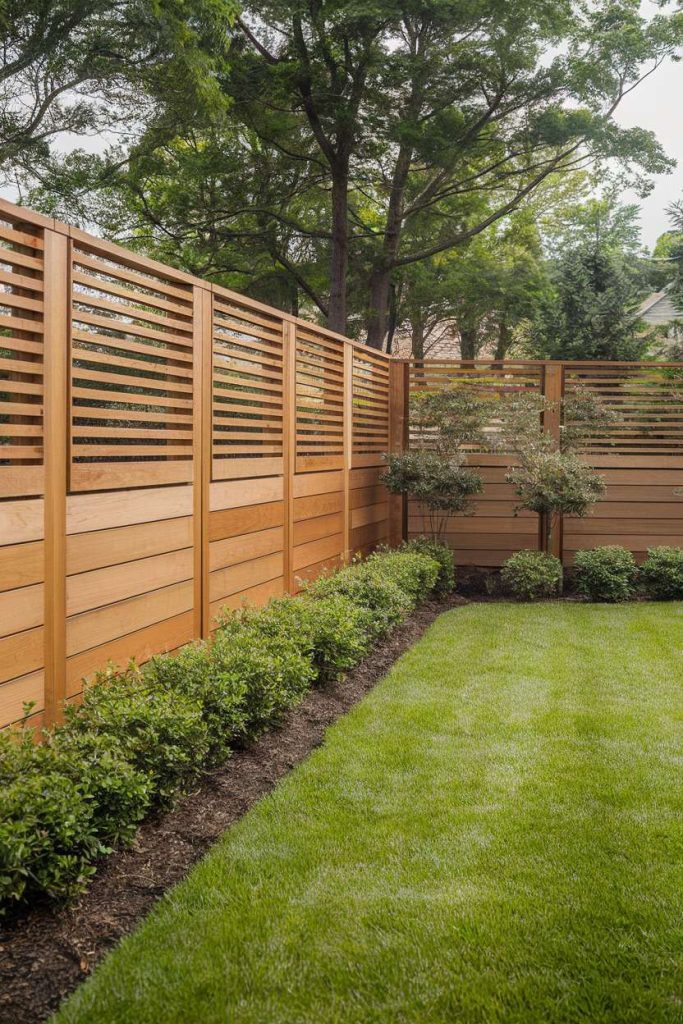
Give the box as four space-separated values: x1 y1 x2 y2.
328 173 349 335
494 317 510 362
366 267 392 349
366 140 414 350
411 312 425 360
459 326 479 361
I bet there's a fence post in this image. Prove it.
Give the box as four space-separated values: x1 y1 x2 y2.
282 319 296 592
388 360 408 546
193 285 212 639
43 228 69 726
542 361 564 560
343 341 353 562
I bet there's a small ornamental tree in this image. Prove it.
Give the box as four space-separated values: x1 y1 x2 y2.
493 386 618 556
381 388 492 540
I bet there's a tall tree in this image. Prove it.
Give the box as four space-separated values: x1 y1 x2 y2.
395 212 548 359
525 241 654 360
21 0 682 345
227 0 679 344
0 0 234 182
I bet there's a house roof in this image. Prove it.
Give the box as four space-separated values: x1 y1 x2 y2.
638 285 683 325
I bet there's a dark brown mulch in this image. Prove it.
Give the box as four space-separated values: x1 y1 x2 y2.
0 595 465 1024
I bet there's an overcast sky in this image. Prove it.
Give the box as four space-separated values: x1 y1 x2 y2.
615 51 683 248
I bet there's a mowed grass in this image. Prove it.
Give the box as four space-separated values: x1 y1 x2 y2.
54 603 683 1024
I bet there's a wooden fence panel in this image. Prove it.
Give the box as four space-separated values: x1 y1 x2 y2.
0 206 45 499
69 234 196 493
0 200 393 731
562 362 683 562
407 361 544 564
405 358 683 568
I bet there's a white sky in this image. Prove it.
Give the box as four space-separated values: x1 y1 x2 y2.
614 52 683 248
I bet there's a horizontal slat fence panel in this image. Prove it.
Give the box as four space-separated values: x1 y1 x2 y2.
212 288 285 481
352 348 390 466
408 362 544 564
405 359 683 568
0 199 393 731
69 238 196 493
0 208 45 499
295 325 345 471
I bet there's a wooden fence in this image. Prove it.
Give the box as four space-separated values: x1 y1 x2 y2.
0 200 398 731
3 196 683 732
405 359 683 567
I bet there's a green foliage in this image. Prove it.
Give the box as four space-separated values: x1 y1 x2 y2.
0 769 101 910
64 669 211 805
381 451 483 527
573 546 638 603
492 389 610 553
382 388 490 539
526 243 654 361
640 547 683 600
0 731 104 909
399 538 456 595
48 731 152 847
410 389 493 454
501 551 563 601
306 562 412 641
367 550 440 605
210 627 315 738
0 0 235 182
507 449 606 518
221 595 370 685
145 643 249 763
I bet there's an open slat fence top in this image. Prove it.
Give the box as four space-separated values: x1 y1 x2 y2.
70 238 196 493
212 289 285 482
0 207 45 499
352 347 390 462
296 324 346 471
408 359 545 456
563 362 683 456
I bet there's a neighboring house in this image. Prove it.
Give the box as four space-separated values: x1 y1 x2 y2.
638 286 683 337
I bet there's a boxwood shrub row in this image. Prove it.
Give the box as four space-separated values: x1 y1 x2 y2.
0 543 453 917
501 545 683 602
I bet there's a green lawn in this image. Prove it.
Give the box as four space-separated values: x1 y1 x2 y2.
54 603 683 1024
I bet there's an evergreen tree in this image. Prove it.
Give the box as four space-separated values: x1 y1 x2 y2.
527 243 653 360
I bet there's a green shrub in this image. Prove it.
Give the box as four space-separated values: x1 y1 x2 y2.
210 627 315 736
640 546 683 600
145 642 249 762
367 549 439 606
573 546 638 602
0 732 102 910
305 561 412 640
48 730 152 847
399 538 456 594
501 550 563 600
0 547 441 916
65 668 210 804
221 594 370 684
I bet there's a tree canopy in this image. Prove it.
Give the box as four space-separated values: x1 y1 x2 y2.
11 0 683 351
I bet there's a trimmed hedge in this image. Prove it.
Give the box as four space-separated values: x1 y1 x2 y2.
0 548 441 916
501 550 563 601
218 594 371 685
398 538 456 595
573 546 638 603
640 546 683 600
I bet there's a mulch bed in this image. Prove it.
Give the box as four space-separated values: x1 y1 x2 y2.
0 594 465 1024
